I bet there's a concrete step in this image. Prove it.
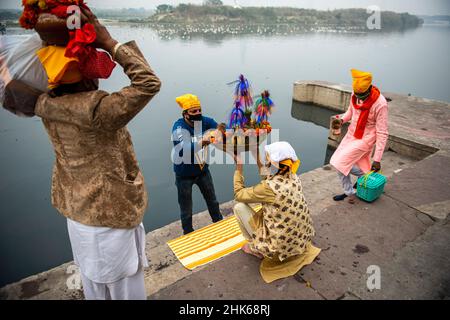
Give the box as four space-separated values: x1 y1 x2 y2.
148 153 450 300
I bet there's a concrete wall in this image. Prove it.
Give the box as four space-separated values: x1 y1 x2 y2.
293 80 352 113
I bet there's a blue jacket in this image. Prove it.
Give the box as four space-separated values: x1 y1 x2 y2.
172 116 218 177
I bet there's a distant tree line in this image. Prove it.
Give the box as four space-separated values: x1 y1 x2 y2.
90 8 153 19
0 9 21 22
204 0 224 6
156 4 175 14
156 1 226 15
0 4 424 30
149 4 423 30
0 8 153 24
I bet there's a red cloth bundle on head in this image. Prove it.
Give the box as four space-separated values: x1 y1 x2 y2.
19 0 86 30
19 0 116 82
64 22 116 79
78 47 116 79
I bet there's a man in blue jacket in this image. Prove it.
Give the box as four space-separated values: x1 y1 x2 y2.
172 94 224 234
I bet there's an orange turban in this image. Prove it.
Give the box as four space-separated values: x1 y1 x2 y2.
351 69 372 94
36 46 83 89
176 94 201 111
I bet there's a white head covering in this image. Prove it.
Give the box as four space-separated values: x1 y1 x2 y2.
0 34 48 106
264 141 298 163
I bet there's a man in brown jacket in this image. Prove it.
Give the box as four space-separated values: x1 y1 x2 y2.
7 9 161 299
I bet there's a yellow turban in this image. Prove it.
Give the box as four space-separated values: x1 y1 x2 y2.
36 46 83 89
351 69 372 94
280 159 301 174
176 94 201 111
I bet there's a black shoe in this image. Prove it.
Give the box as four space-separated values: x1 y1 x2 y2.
333 194 348 201
183 229 194 235
212 215 223 223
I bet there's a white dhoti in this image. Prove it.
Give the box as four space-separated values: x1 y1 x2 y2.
67 218 149 300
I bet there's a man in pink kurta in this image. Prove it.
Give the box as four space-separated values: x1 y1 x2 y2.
330 69 389 203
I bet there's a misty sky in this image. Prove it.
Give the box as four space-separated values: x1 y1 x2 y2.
1 0 449 15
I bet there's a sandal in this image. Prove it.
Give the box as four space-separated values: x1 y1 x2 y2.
348 194 356 204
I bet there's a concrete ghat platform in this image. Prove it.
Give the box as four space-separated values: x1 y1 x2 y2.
1 82 450 300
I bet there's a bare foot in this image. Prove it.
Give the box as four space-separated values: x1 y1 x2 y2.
242 243 263 259
348 194 356 204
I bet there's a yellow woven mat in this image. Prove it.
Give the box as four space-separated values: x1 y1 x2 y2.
167 204 261 270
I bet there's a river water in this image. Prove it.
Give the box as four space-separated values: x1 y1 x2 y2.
0 24 449 286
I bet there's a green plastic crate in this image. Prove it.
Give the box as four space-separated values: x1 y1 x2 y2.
356 172 387 202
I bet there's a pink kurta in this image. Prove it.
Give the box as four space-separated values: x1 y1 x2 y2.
330 94 389 176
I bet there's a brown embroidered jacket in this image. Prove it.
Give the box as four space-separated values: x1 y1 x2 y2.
35 41 161 229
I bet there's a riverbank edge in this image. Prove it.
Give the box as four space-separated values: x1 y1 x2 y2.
1 81 449 299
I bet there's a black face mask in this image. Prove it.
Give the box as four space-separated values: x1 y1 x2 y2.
355 85 372 100
187 114 203 122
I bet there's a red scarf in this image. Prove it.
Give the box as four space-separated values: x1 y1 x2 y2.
352 86 380 139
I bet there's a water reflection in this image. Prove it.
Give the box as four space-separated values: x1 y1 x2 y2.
291 101 337 128
145 22 422 43
291 101 338 165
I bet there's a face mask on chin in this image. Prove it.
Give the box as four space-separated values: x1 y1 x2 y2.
187 113 203 122
355 86 372 100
